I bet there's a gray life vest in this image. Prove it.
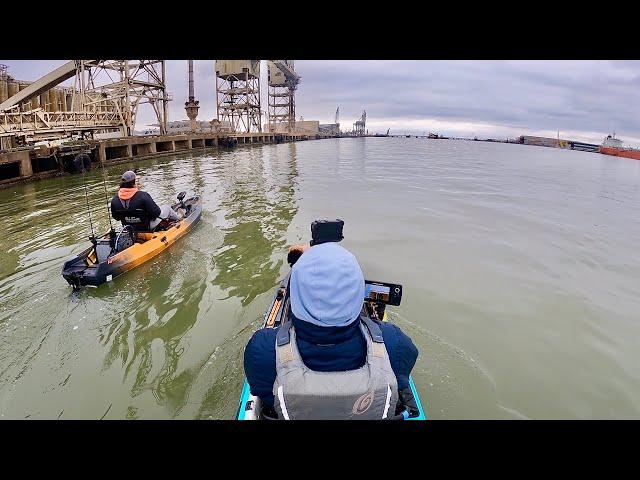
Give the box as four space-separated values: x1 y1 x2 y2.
273 315 399 420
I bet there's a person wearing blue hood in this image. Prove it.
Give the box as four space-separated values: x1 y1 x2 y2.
243 241 419 420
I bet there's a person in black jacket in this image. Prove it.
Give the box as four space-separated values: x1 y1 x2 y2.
110 170 180 230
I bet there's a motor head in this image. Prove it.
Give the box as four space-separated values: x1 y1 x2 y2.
177 191 186 202
310 219 344 246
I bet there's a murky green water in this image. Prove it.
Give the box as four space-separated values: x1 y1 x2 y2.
1 138 640 419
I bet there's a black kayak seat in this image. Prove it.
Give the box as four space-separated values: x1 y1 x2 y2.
95 242 113 263
112 208 152 232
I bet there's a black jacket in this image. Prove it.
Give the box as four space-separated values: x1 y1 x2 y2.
110 190 161 220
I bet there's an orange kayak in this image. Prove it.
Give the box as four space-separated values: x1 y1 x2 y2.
62 195 202 288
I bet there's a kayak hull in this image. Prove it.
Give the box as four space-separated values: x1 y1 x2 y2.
62 196 202 288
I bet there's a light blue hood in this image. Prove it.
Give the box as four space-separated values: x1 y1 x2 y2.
290 242 365 327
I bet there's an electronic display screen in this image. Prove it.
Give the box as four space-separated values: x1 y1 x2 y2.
365 283 391 303
364 280 402 306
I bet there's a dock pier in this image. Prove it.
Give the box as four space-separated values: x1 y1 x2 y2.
0 131 324 188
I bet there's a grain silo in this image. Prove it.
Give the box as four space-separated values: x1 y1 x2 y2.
0 65 8 104
215 60 262 133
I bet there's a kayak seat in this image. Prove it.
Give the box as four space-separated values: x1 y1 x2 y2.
112 208 155 233
114 226 135 253
95 242 113 263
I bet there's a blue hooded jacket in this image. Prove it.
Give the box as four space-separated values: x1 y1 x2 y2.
244 313 419 409
244 242 419 410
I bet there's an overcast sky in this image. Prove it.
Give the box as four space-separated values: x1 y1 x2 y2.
2 60 640 146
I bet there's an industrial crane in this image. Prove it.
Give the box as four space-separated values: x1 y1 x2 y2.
270 60 300 90
267 60 300 132
354 110 366 136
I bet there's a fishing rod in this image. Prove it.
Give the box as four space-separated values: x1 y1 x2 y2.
81 167 97 250
100 164 114 230
96 152 116 246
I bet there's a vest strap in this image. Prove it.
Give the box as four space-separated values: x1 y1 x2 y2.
276 320 292 346
360 315 384 343
276 320 295 364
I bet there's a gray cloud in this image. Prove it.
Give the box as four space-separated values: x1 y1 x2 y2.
2 60 640 145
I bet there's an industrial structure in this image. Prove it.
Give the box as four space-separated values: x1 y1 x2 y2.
319 107 341 135
266 60 300 133
1 59 342 146
353 110 366 136
138 120 215 135
215 60 262 133
0 63 72 114
518 135 599 152
0 60 170 149
184 60 199 132
0 59 357 187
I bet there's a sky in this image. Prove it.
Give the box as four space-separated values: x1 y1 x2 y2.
2 60 640 146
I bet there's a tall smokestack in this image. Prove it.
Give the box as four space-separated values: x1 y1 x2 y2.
185 60 199 132
188 60 194 101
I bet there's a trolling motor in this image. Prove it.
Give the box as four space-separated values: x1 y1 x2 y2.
310 219 344 246
287 219 344 266
177 191 186 209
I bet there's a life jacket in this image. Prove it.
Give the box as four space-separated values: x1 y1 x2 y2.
273 314 398 420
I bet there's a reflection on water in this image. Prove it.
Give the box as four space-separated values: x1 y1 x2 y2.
99 271 204 415
213 144 298 306
193 144 299 418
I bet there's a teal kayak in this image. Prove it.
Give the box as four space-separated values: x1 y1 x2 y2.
236 274 427 420
236 376 426 420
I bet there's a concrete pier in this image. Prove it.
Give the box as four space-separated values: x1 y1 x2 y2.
0 130 329 187
0 149 32 179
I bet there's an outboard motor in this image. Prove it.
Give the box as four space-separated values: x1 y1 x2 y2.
177 191 186 209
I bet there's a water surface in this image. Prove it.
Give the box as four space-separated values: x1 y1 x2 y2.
1 138 639 419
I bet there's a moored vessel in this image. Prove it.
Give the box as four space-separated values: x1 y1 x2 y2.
599 134 640 160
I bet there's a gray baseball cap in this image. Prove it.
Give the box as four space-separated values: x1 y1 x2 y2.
121 170 136 182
